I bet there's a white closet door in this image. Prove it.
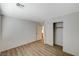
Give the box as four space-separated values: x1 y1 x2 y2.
55 22 63 46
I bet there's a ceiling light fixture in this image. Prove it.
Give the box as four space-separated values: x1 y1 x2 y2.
16 3 24 7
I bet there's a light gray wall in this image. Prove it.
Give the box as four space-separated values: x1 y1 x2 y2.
1 16 37 52
0 16 2 52
0 16 1 40
44 19 53 46
63 12 79 55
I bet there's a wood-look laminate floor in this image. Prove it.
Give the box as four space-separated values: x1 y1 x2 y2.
0 40 72 56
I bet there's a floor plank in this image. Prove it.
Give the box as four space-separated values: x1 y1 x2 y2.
0 40 73 56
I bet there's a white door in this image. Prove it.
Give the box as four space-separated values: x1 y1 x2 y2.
55 22 63 46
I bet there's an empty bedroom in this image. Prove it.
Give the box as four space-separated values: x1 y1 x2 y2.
0 3 79 56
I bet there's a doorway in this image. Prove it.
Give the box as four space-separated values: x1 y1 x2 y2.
36 24 44 43
53 22 63 47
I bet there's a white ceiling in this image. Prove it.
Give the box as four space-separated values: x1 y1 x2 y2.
0 3 79 23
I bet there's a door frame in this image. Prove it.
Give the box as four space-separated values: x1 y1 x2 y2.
53 22 63 47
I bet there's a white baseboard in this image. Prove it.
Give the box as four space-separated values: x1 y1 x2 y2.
0 39 38 53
